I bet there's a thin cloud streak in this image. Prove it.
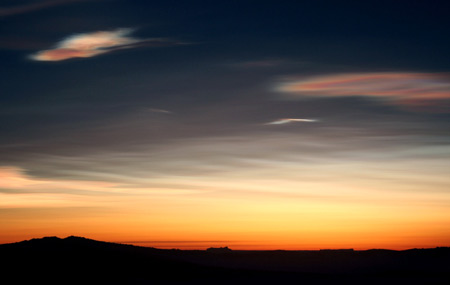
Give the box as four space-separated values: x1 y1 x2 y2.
277 72 450 109
0 166 203 199
0 0 99 17
147 108 173 114
266 118 318 125
0 166 116 192
29 29 177 61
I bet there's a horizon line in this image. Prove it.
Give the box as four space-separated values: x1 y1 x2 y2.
2 236 449 251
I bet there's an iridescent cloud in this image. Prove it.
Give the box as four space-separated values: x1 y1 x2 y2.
30 28 171 61
277 72 450 109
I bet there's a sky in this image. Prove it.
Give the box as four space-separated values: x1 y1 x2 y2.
1 0 450 250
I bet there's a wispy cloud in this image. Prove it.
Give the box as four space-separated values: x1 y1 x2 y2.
231 59 285 68
147 108 173 114
0 166 117 193
0 165 204 208
277 72 450 109
0 0 101 17
265 118 318 125
29 28 177 61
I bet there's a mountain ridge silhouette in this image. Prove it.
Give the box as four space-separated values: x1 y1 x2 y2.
2 236 449 285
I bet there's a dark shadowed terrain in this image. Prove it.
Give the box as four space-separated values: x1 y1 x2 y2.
1 236 449 284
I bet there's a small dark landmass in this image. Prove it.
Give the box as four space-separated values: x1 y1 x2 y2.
206 246 232 253
1 236 449 285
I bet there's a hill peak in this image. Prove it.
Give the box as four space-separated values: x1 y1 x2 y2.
29 235 95 242
8 235 105 247
63 235 94 241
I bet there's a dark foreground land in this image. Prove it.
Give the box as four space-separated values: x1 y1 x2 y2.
1 236 449 284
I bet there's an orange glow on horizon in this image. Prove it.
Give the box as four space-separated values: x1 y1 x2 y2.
1 148 450 250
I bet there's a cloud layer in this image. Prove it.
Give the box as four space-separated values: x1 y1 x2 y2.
277 72 450 109
30 28 165 61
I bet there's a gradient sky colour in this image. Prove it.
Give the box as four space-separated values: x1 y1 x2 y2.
1 0 450 250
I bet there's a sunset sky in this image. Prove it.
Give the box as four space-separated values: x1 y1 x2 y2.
1 0 450 250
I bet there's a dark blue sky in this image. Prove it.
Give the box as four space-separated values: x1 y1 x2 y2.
0 0 449 166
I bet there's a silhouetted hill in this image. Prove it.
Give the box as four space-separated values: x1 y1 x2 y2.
1 236 449 285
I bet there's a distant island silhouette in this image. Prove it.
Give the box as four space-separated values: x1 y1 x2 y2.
206 246 233 253
1 236 449 284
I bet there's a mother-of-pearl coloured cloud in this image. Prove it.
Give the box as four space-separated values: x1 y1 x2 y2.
276 72 450 109
30 28 175 61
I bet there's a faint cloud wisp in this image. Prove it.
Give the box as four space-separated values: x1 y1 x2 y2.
0 0 97 17
0 165 206 208
0 166 116 193
147 108 173 114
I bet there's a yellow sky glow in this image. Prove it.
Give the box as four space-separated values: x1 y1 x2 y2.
1 157 449 250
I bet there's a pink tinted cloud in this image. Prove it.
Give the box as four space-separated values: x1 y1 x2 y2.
32 48 103 61
277 72 450 109
30 28 148 61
